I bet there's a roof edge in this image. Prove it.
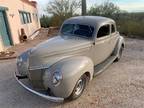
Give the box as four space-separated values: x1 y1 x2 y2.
20 0 37 8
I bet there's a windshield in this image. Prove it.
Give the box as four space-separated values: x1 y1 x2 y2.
61 24 95 39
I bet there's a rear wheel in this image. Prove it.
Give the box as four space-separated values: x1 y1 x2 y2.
68 74 88 100
115 46 124 62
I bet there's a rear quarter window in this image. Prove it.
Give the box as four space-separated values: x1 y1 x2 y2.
111 24 116 33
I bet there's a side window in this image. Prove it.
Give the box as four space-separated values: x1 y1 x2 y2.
97 24 110 38
111 24 116 33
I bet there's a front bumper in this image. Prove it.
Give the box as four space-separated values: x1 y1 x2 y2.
15 71 64 103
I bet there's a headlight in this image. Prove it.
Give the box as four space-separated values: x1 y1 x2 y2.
17 49 32 68
17 56 23 66
52 71 62 86
27 48 32 55
17 57 23 63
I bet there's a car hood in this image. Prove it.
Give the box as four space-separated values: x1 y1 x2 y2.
31 36 92 57
29 36 92 68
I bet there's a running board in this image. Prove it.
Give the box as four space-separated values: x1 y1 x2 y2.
93 55 117 77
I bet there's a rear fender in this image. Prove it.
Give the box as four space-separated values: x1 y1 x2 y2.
113 36 125 56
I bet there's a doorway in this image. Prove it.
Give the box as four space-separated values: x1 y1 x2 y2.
0 10 12 46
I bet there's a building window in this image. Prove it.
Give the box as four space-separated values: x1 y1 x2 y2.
19 12 24 24
28 13 32 23
19 11 32 24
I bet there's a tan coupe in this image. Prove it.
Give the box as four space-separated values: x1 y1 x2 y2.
15 16 125 102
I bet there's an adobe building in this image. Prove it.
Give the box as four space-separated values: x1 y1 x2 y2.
0 0 40 49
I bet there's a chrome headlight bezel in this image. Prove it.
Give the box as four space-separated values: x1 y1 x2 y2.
17 56 23 66
44 67 63 87
52 71 63 86
17 56 23 63
17 49 32 67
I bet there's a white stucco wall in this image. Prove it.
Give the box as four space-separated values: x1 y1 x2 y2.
0 0 41 45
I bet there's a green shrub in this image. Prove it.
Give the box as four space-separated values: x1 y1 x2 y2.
116 18 144 38
40 15 52 28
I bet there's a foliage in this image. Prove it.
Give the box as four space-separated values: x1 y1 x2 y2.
40 15 51 28
88 1 121 17
40 1 144 38
88 2 144 38
46 0 81 26
116 12 144 37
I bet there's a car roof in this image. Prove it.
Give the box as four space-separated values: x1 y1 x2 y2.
63 16 115 28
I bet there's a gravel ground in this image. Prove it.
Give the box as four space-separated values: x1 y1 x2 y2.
0 38 144 108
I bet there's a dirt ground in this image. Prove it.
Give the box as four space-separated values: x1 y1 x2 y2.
0 38 144 108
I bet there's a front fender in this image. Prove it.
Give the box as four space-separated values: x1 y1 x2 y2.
43 56 94 98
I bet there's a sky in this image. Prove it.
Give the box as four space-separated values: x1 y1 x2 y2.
34 0 144 15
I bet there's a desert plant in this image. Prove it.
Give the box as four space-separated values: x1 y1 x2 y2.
40 15 52 28
46 0 81 26
88 1 121 17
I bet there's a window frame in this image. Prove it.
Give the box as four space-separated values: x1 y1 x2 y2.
61 23 95 39
23 12 28 24
19 12 25 24
19 11 32 24
111 24 116 34
96 24 110 39
28 13 32 23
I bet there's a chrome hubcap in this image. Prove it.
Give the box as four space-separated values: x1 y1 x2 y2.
75 79 84 95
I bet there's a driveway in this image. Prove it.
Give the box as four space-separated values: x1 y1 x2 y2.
0 38 144 108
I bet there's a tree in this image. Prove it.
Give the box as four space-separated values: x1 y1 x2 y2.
40 15 52 28
89 1 121 18
46 0 81 26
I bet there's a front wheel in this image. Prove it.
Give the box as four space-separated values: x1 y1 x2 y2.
68 74 88 100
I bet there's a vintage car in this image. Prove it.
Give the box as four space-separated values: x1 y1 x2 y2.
15 16 125 102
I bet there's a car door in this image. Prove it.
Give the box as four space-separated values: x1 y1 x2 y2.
109 23 119 53
93 24 111 65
